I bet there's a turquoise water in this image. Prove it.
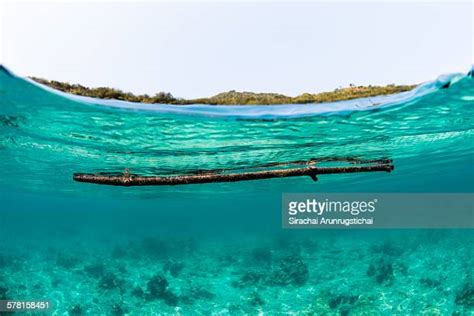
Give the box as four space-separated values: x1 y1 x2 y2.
0 65 473 314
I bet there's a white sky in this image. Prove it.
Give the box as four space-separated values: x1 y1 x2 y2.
1 1 472 98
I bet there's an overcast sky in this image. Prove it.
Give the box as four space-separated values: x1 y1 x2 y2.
1 1 472 98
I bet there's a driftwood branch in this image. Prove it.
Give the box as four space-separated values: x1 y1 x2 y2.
73 160 394 186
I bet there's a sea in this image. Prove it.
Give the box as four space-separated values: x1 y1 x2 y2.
0 65 473 314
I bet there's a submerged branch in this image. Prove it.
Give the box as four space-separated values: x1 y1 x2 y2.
73 159 394 186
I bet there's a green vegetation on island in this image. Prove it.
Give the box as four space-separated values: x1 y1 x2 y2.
30 77 416 105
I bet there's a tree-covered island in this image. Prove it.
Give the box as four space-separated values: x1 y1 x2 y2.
30 77 415 105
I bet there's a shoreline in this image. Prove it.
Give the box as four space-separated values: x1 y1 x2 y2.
30 76 416 106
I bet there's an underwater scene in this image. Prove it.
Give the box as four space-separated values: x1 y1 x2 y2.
0 65 473 315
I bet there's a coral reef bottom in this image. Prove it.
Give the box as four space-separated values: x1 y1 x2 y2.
0 230 472 314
